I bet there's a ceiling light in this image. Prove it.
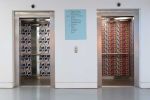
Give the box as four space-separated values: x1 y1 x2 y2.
114 17 132 20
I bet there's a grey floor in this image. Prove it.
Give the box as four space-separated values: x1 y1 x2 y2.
0 86 150 100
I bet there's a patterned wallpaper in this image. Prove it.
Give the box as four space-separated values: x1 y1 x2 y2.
20 20 51 77
101 18 131 77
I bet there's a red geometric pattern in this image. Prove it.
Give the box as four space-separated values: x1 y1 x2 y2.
102 18 131 76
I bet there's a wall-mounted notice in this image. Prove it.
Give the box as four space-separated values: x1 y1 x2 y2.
65 9 86 40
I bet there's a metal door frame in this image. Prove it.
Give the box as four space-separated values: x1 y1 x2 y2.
13 11 55 87
97 9 139 87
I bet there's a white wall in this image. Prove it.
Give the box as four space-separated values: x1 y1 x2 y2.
0 0 149 88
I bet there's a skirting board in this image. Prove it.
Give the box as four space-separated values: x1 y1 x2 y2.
55 82 97 88
139 82 150 88
0 82 14 88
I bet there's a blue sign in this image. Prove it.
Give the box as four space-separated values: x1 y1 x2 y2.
65 9 86 40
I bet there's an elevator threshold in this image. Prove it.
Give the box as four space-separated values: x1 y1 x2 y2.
102 86 133 88
102 78 134 86
20 85 51 87
20 76 50 86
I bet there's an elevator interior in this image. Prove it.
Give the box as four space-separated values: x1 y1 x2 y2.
101 16 134 86
19 18 51 86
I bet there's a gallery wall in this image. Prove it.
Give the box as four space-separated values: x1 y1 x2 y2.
0 0 149 88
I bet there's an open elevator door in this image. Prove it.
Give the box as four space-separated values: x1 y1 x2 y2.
14 12 55 86
101 16 134 86
97 10 139 87
20 18 51 85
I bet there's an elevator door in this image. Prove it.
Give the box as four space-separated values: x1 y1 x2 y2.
101 17 134 86
19 18 51 85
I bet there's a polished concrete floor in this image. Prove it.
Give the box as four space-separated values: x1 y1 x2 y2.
0 87 150 100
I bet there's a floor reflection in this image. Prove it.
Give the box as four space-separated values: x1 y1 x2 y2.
0 87 149 100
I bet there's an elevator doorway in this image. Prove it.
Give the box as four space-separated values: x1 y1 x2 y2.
97 10 139 87
14 11 55 87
